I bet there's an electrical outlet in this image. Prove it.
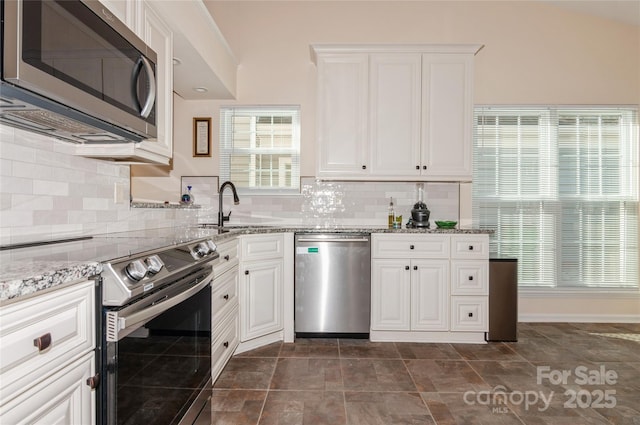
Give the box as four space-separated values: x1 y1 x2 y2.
114 182 126 204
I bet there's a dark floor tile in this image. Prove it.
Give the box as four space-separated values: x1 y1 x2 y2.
590 391 640 425
270 357 343 390
468 360 555 394
404 359 489 392
214 357 277 390
258 390 346 425
280 338 339 358
208 390 267 425
505 335 586 363
344 391 434 425
341 358 416 392
395 342 462 360
451 342 524 361
339 339 400 358
508 390 612 425
235 342 283 358
561 333 640 362
421 392 523 425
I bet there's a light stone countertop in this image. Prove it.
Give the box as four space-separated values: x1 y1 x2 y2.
0 225 492 304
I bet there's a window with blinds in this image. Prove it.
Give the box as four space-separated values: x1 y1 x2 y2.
473 107 639 288
220 106 301 194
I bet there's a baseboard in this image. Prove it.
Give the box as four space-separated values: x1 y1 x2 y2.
519 313 640 323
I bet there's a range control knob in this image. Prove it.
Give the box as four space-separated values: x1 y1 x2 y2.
206 240 217 252
192 242 210 258
124 260 147 281
145 255 164 274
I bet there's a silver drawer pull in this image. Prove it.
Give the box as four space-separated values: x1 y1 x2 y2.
34 333 52 352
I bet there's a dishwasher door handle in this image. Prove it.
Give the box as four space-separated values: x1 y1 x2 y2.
296 237 370 243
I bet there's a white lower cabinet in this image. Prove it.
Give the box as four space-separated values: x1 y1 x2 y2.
238 234 285 346
0 352 95 425
211 238 239 383
371 233 489 343
0 280 96 424
371 259 448 331
240 258 283 341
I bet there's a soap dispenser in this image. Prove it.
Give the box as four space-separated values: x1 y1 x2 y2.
181 185 195 205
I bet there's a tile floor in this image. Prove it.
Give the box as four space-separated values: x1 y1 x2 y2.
205 323 640 424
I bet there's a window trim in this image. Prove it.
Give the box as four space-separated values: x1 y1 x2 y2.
473 105 639 290
219 105 301 195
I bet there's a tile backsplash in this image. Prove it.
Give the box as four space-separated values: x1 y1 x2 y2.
193 178 460 228
1 125 461 245
0 126 193 246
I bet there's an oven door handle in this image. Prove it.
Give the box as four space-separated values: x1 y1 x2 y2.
106 271 214 341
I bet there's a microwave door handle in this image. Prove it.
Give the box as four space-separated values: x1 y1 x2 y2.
139 56 156 118
131 56 156 119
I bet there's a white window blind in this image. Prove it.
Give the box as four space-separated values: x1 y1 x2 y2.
220 106 300 194
473 107 639 288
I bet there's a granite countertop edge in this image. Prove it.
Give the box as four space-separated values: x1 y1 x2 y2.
1 226 492 304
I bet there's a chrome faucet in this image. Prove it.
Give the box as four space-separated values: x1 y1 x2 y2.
218 181 240 227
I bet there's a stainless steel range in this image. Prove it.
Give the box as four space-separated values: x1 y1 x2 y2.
97 237 219 425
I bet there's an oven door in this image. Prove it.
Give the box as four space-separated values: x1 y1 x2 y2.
101 270 212 425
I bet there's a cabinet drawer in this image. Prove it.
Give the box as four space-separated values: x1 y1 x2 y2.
213 238 239 277
450 235 489 259
372 234 449 259
240 234 284 261
0 352 95 425
0 281 95 402
211 306 239 384
450 296 487 332
212 270 239 328
451 260 488 295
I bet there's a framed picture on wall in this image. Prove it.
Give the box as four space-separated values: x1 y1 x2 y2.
193 117 211 157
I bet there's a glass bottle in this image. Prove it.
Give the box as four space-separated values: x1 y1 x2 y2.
388 197 395 228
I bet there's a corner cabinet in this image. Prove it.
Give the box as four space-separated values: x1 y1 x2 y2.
237 234 285 351
371 233 489 343
0 281 96 424
312 44 482 181
78 0 173 165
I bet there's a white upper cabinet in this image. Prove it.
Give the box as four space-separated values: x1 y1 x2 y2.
421 53 474 179
78 0 172 165
135 2 173 160
316 53 370 176
313 44 482 182
369 53 422 176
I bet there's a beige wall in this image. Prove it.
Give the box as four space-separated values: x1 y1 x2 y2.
132 1 640 321
134 0 639 200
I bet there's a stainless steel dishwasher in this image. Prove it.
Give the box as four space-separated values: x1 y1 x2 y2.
294 233 371 338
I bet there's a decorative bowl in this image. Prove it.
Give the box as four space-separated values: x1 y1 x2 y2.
435 220 457 229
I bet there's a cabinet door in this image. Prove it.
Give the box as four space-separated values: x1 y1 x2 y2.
0 352 95 425
240 259 283 341
371 259 411 331
421 53 474 180
316 54 369 176
411 259 449 331
135 2 173 158
369 54 422 177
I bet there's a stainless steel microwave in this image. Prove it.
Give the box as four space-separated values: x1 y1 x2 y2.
0 0 157 143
